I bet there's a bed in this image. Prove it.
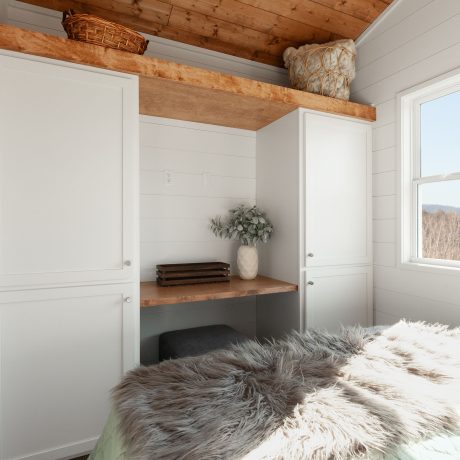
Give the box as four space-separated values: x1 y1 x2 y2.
89 321 460 460
89 414 460 460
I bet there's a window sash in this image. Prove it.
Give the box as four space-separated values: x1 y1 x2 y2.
400 69 460 272
413 172 460 185
409 94 460 267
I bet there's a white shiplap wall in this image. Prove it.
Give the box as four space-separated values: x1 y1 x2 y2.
352 0 460 327
139 117 257 364
140 117 256 282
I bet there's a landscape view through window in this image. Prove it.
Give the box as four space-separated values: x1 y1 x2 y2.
420 90 460 262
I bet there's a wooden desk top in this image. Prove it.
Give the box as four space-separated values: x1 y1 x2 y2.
140 275 298 307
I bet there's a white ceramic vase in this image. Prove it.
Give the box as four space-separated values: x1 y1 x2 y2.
237 245 258 280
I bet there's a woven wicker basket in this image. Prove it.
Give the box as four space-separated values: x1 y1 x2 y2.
283 39 356 100
62 10 148 55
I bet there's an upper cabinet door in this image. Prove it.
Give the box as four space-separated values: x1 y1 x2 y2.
304 113 372 268
0 53 138 289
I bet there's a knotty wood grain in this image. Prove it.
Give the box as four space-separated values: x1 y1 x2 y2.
24 0 172 25
236 0 370 38
140 275 298 307
168 6 298 56
171 0 338 43
308 0 390 23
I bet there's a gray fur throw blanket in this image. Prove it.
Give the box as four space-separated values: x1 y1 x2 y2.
113 321 460 459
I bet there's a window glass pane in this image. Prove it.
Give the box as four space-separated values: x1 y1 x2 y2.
420 90 460 177
420 180 460 261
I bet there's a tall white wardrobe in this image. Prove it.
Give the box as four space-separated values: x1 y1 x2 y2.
0 52 139 460
257 109 373 338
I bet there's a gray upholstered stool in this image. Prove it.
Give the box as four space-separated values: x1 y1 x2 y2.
159 324 248 361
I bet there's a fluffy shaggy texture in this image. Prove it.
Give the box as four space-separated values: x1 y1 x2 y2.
113 322 460 459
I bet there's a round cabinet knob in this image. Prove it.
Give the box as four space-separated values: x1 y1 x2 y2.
124 260 132 267
307 253 314 258
307 281 314 286
125 297 133 303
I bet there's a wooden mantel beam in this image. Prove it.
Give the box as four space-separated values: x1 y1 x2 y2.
0 25 376 129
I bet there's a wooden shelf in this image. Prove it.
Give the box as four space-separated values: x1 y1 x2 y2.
0 25 376 130
140 275 298 307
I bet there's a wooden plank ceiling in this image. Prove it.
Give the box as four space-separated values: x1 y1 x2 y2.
23 0 394 67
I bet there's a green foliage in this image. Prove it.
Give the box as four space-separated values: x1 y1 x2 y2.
210 204 273 246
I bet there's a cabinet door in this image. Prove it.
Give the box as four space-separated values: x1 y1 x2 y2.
304 113 372 268
0 284 138 460
0 53 138 289
306 266 372 332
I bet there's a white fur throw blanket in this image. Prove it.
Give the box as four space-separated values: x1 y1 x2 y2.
113 322 460 459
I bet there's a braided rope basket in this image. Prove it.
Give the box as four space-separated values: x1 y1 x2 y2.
283 39 356 100
62 10 148 55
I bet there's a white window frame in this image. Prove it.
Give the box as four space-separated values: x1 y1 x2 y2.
399 68 460 274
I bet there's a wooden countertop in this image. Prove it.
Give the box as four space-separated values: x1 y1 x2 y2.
140 275 298 307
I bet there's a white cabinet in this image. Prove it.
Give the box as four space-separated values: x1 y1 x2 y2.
0 52 138 290
0 284 138 460
305 114 372 268
257 109 372 337
306 266 372 332
0 52 139 460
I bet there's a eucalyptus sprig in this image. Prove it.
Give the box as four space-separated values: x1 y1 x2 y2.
210 204 273 246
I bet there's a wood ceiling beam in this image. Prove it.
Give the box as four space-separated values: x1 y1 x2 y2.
236 0 370 39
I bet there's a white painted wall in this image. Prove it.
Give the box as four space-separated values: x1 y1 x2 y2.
351 0 460 327
0 1 7 22
4 0 288 85
139 117 256 364
139 117 257 281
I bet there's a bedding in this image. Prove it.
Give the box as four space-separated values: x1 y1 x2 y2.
90 321 460 459
90 414 460 460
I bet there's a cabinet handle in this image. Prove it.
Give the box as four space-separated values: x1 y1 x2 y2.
125 297 133 303
124 260 132 267
307 281 314 286
307 253 314 258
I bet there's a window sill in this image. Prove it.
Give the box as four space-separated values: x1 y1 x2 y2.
400 260 460 277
